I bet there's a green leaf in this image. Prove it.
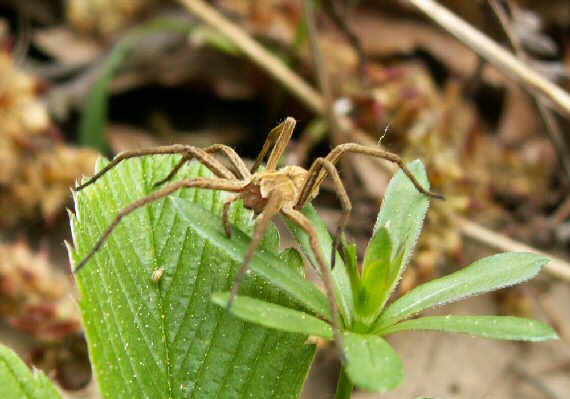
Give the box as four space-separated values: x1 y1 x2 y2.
372 160 431 303
377 315 559 341
362 227 392 274
342 332 403 392
356 227 392 321
170 198 331 321
372 253 549 332
286 204 353 327
342 238 361 316
199 29 242 55
79 18 193 150
211 293 334 340
0 343 62 399
69 157 315 399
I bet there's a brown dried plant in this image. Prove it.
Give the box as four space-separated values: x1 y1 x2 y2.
73 117 443 353
0 50 99 227
0 240 81 342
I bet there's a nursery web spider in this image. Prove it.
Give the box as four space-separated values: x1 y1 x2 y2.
73 117 443 354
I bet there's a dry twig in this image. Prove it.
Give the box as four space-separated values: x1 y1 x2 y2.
302 0 356 194
178 0 324 114
302 0 345 146
459 217 570 282
487 0 570 182
408 0 570 119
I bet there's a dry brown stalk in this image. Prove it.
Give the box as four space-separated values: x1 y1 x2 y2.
409 0 570 119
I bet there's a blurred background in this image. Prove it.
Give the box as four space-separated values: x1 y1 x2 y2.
0 0 569 397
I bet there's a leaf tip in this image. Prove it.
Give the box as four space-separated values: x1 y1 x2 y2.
210 292 230 308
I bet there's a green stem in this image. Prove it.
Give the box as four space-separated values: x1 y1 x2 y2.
335 365 354 399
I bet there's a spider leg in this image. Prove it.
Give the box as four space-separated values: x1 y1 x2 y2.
228 192 283 307
155 144 251 187
75 145 234 191
222 194 242 238
281 206 345 361
204 144 251 179
251 117 296 173
151 146 236 186
74 178 247 273
295 157 351 270
153 154 193 187
319 143 445 200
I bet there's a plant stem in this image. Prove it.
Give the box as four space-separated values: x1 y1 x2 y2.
409 0 570 118
336 365 354 399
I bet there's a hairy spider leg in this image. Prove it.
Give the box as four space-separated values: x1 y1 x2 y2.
296 157 351 270
301 143 445 204
73 178 247 273
206 144 251 179
251 117 297 173
295 144 444 271
281 206 345 362
74 145 235 191
222 194 242 238
154 144 251 187
228 192 283 307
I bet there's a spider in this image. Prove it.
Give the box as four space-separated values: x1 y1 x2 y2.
73 117 443 354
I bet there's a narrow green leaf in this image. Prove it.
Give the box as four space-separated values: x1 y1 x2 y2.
373 253 549 332
212 293 334 340
70 157 315 399
379 242 406 311
356 227 392 321
342 332 403 392
362 227 392 274
200 29 242 55
342 238 362 316
278 247 306 276
79 18 193 150
0 343 63 399
377 315 559 341
372 160 431 302
286 204 353 327
171 198 332 320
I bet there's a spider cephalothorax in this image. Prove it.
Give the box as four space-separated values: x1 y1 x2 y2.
73 117 443 357
242 166 318 214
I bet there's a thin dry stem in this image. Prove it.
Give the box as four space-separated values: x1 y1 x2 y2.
487 0 570 182
178 0 324 114
303 0 346 147
409 0 570 118
458 217 570 282
303 0 356 199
